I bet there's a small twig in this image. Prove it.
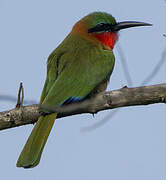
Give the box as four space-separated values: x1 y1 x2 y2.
21 84 24 106
16 82 24 108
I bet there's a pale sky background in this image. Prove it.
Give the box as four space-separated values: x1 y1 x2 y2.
0 0 166 179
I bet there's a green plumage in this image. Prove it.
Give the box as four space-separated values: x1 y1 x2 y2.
41 34 115 107
17 11 151 168
16 12 116 168
17 114 57 168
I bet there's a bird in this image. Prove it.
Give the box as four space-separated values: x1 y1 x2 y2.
16 11 151 168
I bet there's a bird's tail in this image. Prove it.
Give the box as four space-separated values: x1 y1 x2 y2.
16 113 57 168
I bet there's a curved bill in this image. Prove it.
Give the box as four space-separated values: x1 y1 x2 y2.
112 21 152 31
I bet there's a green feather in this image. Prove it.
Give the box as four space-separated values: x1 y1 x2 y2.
41 34 115 108
17 12 116 168
16 114 57 168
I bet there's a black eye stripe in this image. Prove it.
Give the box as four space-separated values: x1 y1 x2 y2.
88 23 114 33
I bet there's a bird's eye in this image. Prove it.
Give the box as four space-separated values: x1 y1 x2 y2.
95 22 107 29
88 23 112 33
96 22 105 26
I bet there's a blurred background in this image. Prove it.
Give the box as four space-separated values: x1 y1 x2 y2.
0 0 166 179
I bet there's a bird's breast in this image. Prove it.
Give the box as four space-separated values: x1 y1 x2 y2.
94 32 118 50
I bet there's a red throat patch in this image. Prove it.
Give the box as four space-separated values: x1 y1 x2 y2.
94 32 118 49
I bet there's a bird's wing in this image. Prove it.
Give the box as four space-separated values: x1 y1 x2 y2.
41 48 115 112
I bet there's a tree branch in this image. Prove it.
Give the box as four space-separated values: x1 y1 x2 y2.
0 83 166 131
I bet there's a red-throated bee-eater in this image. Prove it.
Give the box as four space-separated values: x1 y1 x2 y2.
16 12 151 168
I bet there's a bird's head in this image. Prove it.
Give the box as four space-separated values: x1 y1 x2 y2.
72 12 152 50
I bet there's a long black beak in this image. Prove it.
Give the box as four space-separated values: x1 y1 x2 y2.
88 21 152 34
112 21 152 31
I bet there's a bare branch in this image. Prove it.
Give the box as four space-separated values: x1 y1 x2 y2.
0 83 166 131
